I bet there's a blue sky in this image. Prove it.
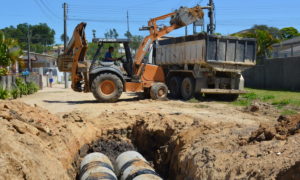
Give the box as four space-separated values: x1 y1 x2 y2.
1 0 300 44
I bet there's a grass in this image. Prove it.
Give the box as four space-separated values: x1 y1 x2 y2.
245 88 300 107
232 88 300 115
188 98 200 103
281 109 298 116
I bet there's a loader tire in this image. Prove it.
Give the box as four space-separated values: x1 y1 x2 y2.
181 77 195 100
91 73 123 102
168 76 182 99
150 83 168 100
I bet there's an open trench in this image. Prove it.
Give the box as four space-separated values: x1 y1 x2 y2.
72 119 182 180
1 101 300 180
69 113 300 180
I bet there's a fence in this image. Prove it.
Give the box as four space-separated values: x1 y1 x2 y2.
243 57 300 91
0 74 43 91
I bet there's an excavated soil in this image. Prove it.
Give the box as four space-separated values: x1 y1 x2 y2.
0 100 300 180
247 114 300 142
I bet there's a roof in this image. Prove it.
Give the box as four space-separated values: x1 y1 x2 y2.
273 36 300 47
21 51 56 61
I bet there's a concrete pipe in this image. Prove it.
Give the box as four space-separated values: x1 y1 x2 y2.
116 151 163 180
80 152 117 180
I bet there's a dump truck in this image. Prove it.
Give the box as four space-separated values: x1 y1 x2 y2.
57 6 205 102
152 33 256 100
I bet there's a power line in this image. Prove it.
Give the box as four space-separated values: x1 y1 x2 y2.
33 0 55 20
39 0 61 19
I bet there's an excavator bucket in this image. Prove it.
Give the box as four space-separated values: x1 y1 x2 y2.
57 54 73 72
170 6 204 26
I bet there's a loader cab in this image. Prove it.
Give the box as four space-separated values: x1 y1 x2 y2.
90 38 133 77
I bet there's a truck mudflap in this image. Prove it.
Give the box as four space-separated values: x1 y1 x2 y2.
200 88 247 94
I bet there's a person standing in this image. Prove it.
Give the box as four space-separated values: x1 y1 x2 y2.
46 69 54 88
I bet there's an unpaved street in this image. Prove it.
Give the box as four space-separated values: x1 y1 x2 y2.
20 84 275 125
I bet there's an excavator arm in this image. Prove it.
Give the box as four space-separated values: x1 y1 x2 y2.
58 22 89 92
133 6 204 77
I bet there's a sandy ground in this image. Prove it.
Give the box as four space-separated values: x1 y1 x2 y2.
0 84 298 180
20 84 275 126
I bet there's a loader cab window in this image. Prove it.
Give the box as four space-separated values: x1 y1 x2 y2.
90 39 133 76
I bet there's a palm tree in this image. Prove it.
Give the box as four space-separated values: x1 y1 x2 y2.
0 31 23 75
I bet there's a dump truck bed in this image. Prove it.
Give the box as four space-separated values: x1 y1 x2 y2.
155 33 256 72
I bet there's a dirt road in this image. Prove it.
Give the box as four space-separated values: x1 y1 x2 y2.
0 85 299 180
20 84 275 125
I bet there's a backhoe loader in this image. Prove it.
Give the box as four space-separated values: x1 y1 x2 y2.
57 6 204 102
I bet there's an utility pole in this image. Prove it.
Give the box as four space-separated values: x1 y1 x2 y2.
92 29 96 39
207 0 215 34
126 11 130 33
27 24 31 71
63 2 68 88
185 26 188 36
193 22 196 35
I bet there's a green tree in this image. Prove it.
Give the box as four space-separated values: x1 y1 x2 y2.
250 25 281 39
0 31 23 75
86 42 98 60
30 23 55 45
0 32 11 67
124 31 132 39
1 23 55 53
60 33 70 43
104 29 119 39
280 27 300 40
130 35 143 54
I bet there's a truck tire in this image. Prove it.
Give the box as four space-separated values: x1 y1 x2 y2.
181 77 195 100
168 76 182 99
91 73 123 102
150 83 168 100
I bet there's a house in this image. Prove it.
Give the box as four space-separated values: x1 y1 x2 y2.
271 36 300 58
20 52 64 87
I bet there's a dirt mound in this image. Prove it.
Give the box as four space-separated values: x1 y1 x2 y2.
248 114 300 142
244 101 279 117
0 101 100 180
0 101 69 179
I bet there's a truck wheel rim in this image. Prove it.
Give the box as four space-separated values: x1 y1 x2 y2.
158 88 166 97
184 81 191 94
100 80 115 95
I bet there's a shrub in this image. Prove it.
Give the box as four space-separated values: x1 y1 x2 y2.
0 86 10 99
11 88 20 99
27 82 39 94
0 68 8 76
16 77 28 96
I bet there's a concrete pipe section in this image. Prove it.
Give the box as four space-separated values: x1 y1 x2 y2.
116 151 163 180
79 152 117 180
